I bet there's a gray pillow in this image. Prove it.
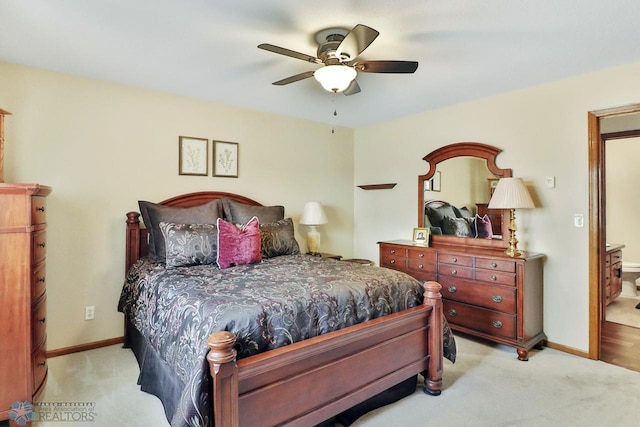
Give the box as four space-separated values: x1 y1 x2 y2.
426 204 457 229
159 222 218 268
138 199 223 261
222 198 284 225
442 216 474 237
260 218 300 259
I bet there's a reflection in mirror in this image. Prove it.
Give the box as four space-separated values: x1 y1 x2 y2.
418 142 512 250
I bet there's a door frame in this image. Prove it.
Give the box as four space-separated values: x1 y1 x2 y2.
588 102 640 359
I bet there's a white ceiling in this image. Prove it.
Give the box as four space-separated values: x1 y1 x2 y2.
2 1 640 128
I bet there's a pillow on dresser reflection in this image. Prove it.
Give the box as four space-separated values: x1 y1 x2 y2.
442 216 474 237
474 214 493 239
426 204 458 230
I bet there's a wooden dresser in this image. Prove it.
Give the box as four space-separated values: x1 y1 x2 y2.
604 244 623 307
0 183 51 422
379 240 545 360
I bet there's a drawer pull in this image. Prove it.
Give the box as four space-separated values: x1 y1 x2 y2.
491 262 498 268
38 277 46 283
419 253 424 258
418 264 424 269
390 249 396 254
390 259 395 264
447 286 457 293
38 361 46 367
492 295 503 303
492 320 503 329
448 309 458 317
451 269 457 275
451 257 458 263
38 242 46 248
490 275 497 281
39 317 46 323
37 206 46 212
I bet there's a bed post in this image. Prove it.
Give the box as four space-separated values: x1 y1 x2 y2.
422 281 443 396
126 211 141 272
207 331 239 427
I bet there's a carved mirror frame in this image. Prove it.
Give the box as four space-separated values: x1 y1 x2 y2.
418 142 512 251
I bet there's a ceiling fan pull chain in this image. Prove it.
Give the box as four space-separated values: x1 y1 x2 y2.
332 91 338 134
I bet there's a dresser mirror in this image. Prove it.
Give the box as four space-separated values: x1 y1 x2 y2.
418 142 512 250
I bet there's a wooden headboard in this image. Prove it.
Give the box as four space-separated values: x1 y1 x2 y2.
125 191 262 272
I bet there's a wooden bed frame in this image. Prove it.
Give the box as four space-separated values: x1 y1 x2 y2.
125 191 444 427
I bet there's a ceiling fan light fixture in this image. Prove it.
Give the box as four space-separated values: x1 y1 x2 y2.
314 65 357 93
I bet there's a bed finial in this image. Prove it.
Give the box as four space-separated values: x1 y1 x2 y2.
207 331 239 427
126 211 140 224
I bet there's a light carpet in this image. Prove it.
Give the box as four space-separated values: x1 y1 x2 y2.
606 295 640 328
17 336 640 427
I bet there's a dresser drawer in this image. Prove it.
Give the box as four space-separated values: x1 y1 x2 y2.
32 338 48 391
32 295 47 348
475 269 516 286
439 277 516 314
408 247 437 262
438 264 474 280
444 300 516 340
438 252 473 267
31 196 47 225
380 244 406 257
32 263 47 301
32 230 47 264
380 254 406 270
475 257 516 273
407 258 437 274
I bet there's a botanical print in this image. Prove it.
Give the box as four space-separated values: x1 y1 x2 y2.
213 141 238 177
179 137 208 176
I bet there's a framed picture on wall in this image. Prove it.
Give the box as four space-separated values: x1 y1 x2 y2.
432 171 441 192
488 178 500 197
179 136 208 176
213 140 239 178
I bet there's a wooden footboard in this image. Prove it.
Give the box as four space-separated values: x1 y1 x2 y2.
207 282 443 427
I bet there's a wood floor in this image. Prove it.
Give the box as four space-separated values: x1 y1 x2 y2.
600 321 640 372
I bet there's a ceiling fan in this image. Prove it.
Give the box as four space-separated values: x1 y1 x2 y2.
258 24 418 96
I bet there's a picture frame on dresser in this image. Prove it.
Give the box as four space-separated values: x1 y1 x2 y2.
178 136 208 176
412 227 430 246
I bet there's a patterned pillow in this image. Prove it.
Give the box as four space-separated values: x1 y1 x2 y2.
216 216 262 269
221 198 285 225
260 218 301 259
139 200 223 261
442 216 474 237
475 214 493 239
159 222 218 268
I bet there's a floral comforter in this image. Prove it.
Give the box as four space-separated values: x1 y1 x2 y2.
118 254 455 426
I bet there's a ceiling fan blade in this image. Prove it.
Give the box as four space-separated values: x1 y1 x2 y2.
336 24 379 60
343 80 361 96
272 70 315 86
354 60 419 73
258 43 321 64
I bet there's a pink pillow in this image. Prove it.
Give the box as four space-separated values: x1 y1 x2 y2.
216 216 262 269
475 214 493 239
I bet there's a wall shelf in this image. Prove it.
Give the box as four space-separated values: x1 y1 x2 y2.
357 183 397 190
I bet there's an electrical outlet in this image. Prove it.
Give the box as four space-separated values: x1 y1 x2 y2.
544 176 556 188
85 305 95 320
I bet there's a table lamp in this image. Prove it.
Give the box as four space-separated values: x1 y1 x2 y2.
300 201 328 255
488 177 535 257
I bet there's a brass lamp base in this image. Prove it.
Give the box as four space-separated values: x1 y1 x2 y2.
505 208 523 258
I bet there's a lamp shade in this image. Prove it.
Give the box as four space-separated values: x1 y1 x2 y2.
300 201 328 225
488 178 535 209
313 65 357 93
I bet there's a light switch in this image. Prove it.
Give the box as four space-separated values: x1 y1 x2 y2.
545 176 556 188
574 214 584 228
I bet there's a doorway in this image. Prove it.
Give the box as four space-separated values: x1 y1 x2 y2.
588 103 640 371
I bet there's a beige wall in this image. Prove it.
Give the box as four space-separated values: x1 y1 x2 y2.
0 62 354 350
354 60 640 352
606 137 640 263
